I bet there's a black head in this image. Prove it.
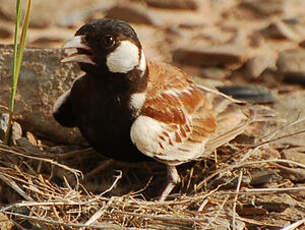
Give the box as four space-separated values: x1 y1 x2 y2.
62 18 146 76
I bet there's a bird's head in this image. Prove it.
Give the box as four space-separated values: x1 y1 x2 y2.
62 18 146 77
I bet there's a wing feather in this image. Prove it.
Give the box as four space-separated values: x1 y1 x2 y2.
131 62 217 164
131 61 262 165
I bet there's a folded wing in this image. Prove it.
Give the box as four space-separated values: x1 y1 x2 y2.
131 62 218 165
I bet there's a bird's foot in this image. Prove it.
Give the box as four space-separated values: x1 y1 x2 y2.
158 165 180 201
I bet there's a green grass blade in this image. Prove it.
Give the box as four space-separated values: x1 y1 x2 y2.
10 0 32 111
4 0 22 145
10 0 22 112
4 0 32 145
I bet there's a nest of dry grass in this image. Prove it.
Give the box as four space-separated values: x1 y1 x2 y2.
0 127 305 230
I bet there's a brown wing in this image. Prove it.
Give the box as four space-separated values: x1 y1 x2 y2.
198 85 251 155
130 62 269 165
131 61 218 165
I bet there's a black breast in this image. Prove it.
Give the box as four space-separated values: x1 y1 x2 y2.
70 74 149 162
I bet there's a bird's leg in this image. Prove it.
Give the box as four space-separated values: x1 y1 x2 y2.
158 165 180 201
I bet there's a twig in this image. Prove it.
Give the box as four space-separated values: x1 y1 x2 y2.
11 219 28 230
2 211 123 229
0 174 33 201
239 146 260 162
80 171 122 229
0 170 120 213
246 186 305 193
131 176 153 196
258 113 304 142
197 158 305 190
80 170 122 205
196 147 260 191
235 215 281 227
0 104 9 112
1 200 89 212
197 199 208 212
272 163 305 179
117 210 209 223
281 219 305 230
81 197 115 229
205 195 229 228
0 146 83 184
251 129 305 148
196 181 234 212
232 170 243 230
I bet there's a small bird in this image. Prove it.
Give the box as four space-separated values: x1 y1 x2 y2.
54 18 269 201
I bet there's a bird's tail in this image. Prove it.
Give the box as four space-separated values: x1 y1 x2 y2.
248 104 281 123
197 85 282 155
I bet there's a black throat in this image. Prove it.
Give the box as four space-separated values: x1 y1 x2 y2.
88 62 148 97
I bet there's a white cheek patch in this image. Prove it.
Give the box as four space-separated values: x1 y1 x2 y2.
106 40 139 73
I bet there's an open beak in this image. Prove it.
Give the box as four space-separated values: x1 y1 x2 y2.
61 35 95 65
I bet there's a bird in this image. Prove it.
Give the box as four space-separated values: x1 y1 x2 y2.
53 18 272 201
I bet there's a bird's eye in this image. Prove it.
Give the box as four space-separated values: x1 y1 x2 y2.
103 35 115 48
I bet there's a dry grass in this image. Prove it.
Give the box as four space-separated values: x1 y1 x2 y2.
1 131 305 230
